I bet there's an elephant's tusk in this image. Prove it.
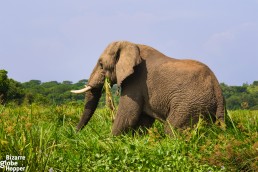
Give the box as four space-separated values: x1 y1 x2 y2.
70 85 92 94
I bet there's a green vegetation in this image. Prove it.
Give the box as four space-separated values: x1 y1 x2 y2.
0 69 121 107
1 69 257 110
0 104 257 171
0 69 258 171
221 83 258 110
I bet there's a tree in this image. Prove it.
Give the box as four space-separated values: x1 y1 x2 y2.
227 95 241 110
253 81 258 86
0 70 9 103
62 81 73 85
7 79 25 104
75 79 88 87
41 81 59 88
23 80 41 86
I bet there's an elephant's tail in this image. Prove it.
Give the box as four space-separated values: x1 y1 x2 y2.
214 82 226 123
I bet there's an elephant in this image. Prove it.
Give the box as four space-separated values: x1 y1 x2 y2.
71 41 226 135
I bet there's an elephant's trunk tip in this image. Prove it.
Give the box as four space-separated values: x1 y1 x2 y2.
71 85 92 94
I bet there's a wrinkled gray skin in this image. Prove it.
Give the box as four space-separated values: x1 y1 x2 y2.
76 41 225 135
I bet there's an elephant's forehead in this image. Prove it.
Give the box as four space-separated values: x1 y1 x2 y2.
100 52 115 60
100 53 116 66
102 47 115 56
101 47 116 59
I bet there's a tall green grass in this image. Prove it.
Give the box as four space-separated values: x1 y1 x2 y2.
0 103 257 171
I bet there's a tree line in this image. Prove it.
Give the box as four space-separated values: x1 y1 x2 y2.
1 69 258 110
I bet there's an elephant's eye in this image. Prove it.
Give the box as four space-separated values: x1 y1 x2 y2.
99 62 104 69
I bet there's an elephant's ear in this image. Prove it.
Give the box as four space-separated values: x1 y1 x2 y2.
116 42 142 86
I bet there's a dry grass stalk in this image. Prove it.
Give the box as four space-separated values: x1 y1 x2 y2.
104 77 116 120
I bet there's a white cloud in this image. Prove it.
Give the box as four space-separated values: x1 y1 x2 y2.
201 22 258 85
204 31 236 55
203 22 258 56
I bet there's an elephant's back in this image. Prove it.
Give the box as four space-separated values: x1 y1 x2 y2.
150 58 214 83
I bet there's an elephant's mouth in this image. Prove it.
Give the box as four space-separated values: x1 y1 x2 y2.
70 85 92 94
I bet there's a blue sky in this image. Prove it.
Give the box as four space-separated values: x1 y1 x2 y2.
1 0 257 85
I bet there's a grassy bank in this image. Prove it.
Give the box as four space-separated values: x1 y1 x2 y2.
0 104 257 171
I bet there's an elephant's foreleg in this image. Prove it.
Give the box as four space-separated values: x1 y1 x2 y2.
111 95 142 135
76 88 102 131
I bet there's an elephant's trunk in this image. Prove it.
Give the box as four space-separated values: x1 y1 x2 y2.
72 62 105 131
76 87 102 131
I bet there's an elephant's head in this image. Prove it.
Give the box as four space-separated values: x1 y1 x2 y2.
72 41 142 93
71 41 142 130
